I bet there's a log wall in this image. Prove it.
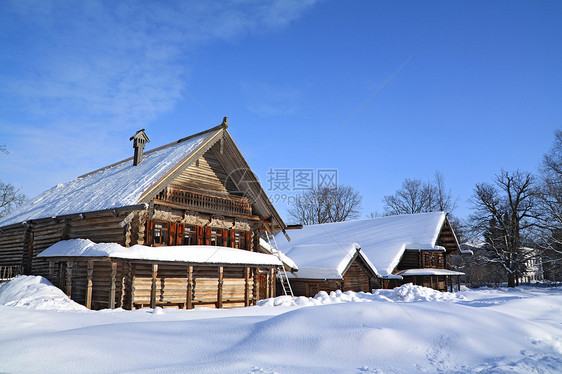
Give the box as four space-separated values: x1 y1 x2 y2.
47 259 268 310
342 260 373 292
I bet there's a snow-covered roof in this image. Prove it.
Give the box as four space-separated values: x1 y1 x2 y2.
275 212 448 277
259 238 298 271
283 242 378 280
0 129 219 227
396 269 465 276
39 239 283 267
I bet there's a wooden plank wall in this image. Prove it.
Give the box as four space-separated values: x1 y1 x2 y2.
170 147 237 197
289 279 342 298
0 225 27 267
30 221 66 276
342 261 372 292
68 215 126 245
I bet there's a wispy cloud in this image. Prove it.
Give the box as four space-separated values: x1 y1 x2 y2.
242 81 304 117
0 0 321 196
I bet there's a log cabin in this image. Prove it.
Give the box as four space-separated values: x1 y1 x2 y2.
0 120 288 309
274 212 464 296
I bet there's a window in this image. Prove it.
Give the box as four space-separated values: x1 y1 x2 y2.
210 228 223 246
183 225 197 245
153 221 168 245
233 231 246 249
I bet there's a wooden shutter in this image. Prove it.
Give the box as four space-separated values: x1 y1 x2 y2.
146 220 154 245
230 230 236 248
176 224 185 245
168 222 176 246
222 229 229 247
197 226 204 245
245 231 252 251
205 226 211 245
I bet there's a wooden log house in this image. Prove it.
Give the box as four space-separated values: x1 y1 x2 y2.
0 120 288 309
275 212 465 295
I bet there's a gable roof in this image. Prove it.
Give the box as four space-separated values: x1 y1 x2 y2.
39 239 283 267
0 124 285 229
283 242 378 280
275 212 457 277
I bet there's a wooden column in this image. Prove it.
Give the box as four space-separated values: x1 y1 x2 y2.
129 263 136 310
265 270 271 298
186 266 193 310
217 266 224 308
86 260 94 309
269 269 275 298
244 267 250 307
109 262 117 309
65 261 73 298
253 268 259 305
48 260 55 280
150 264 158 308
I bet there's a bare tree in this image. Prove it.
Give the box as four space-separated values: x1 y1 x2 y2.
536 130 562 280
470 170 537 287
383 172 456 215
288 185 362 225
0 182 27 219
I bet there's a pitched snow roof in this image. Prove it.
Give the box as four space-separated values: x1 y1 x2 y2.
396 268 465 276
283 242 378 280
39 239 283 267
0 128 220 227
259 238 298 271
275 212 448 277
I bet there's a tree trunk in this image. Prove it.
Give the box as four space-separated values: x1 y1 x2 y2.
507 272 516 287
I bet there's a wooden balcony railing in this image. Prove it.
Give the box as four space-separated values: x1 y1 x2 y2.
156 187 252 216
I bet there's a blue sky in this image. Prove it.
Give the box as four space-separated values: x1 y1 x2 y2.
1 0 560 222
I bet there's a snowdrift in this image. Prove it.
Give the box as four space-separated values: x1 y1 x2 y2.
0 275 86 311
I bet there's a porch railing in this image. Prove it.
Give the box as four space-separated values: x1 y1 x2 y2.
155 187 252 216
0 265 21 284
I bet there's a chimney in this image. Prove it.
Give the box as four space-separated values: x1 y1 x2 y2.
130 129 150 166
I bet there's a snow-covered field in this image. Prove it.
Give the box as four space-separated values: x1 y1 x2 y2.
1 276 561 373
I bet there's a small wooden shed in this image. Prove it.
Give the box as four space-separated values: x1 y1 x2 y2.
277 242 379 297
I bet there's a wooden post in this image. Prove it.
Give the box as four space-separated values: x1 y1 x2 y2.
217 266 224 308
150 264 158 308
186 266 193 309
129 263 136 310
244 267 250 307
253 268 259 305
86 260 94 309
269 268 275 297
265 270 271 298
109 262 117 309
48 260 55 280
66 261 73 298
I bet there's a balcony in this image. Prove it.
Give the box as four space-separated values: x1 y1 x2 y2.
155 187 252 217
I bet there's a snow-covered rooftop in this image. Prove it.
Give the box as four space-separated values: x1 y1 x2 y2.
0 129 218 227
396 269 465 276
275 212 448 277
283 242 377 280
39 239 283 267
259 238 298 270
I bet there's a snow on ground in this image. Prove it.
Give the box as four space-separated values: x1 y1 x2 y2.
0 275 86 311
1 277 561 374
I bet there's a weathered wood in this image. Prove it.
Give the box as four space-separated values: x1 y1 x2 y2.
150 264 158 308
109 262 117 309
244 267 250 307
66 261 73 297
217 266 223 308
186 265 193 309
86 260 94 309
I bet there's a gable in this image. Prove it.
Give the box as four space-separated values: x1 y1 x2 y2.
170 145 238 197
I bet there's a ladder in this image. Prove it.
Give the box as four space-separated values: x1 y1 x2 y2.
266 232 294 298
